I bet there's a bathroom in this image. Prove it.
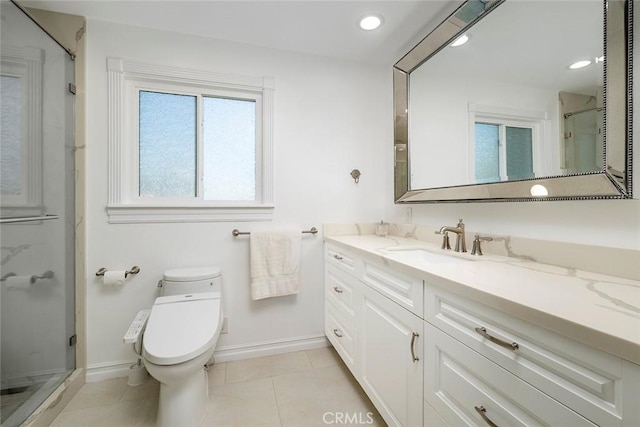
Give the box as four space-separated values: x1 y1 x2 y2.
0 0 638 426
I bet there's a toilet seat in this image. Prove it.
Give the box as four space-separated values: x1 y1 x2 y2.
143 292 222 366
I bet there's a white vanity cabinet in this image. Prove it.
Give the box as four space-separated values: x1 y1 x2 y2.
324 244 424 427
324 245 362 375
423 284 639 427
360 274 423 427
423 322 597 426
324 240 640 427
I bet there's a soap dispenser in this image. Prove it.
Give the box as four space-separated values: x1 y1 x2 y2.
375 220 389 237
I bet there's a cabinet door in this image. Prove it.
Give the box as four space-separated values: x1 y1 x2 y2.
360 286 423 427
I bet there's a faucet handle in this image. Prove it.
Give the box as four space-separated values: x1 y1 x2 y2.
441 232 451 250
471 234 493 256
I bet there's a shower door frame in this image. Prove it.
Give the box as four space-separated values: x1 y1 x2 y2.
2 3 88 426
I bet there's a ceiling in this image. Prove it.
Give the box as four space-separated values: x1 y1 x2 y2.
421 1 603 95
18 0 455 65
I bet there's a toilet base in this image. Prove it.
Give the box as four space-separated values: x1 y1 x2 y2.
145 349 213 427
157 367 208 427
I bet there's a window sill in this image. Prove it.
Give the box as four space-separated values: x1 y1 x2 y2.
106 204 275 224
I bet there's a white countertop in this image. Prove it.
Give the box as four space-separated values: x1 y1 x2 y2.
325 234 640 365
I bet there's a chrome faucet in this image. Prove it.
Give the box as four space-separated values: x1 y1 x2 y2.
437 219 466 253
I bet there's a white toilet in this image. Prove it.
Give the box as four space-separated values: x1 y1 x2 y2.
143 266 223 427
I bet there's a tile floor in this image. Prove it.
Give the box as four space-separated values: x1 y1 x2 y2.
51 347 385 426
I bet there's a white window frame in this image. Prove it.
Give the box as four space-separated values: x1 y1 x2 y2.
468 103 550 182
106 57 274 224
1 46 44 219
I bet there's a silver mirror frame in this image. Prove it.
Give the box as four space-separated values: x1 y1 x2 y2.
393 0 633 203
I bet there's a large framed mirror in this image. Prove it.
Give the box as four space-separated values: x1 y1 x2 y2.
394 0 633 202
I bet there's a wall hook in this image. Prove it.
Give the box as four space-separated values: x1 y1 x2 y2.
350 169 361 184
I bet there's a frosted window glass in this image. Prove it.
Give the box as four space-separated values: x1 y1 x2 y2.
506 126 534 180
203 97 256 201
139 91 196 197
1 76 22 196
474 123 499 183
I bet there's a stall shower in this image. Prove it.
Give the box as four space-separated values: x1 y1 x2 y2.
563 107 604 174
0 2 76 425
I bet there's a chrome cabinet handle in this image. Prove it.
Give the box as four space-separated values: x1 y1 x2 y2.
475 327 519 351
333 254 343 260
333 329 343 338
475 406 498 427
333 286 343 294
410 332 420 362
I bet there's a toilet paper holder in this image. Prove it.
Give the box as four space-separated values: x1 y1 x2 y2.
96 266 140 278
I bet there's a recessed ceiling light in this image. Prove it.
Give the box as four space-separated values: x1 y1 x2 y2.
569 60 592 70
359 14 383 31
451 34 469 47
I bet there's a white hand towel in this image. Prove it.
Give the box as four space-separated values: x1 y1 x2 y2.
250 227 301 300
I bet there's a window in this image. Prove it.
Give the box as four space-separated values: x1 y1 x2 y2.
1 47 44 218
107 58 274 223
474 122 534 183
468 103 549 184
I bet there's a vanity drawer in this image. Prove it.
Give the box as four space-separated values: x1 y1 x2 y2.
362 259 423 317
425 322 596 427
326 244 360 276
325 300 357 374
325 264 357 317
425 285 624 426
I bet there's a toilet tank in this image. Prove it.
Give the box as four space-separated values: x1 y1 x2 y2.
161 266 222 296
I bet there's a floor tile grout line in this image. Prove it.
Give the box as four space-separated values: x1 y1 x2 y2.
303 349 314 369
222 361 228 385
270 376 284 427
53 349 353 425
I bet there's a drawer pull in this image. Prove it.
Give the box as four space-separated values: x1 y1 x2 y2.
475 327 519 351
333 254 344 260
410 332 420 362
333 286 343 294
333 329 343 338
474 406 498 427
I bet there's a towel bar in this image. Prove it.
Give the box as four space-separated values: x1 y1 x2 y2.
232 227 318 237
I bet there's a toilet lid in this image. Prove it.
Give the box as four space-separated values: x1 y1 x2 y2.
143 293 222 365
163 266 221 282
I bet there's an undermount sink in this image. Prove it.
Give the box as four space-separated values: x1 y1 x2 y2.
381 246 474 263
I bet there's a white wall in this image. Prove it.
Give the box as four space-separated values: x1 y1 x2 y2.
409 73 560 188
385 6 640 251
84 4 640 376
84 20 388 374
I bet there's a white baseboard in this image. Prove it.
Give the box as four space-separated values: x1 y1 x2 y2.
86 359 133 382
86 334 329 382
213 334 329 363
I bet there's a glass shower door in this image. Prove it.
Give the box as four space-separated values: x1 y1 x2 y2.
0 2 76 426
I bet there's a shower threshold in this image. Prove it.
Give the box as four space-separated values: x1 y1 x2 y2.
1 369 73 427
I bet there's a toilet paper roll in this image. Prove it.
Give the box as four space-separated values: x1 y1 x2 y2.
103 270 126 286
